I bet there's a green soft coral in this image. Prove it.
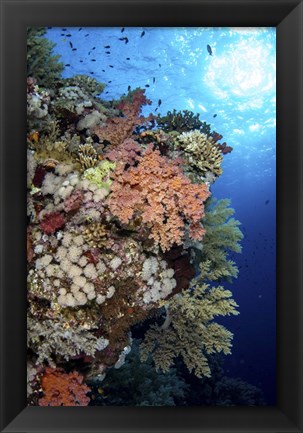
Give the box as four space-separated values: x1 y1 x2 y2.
140 282 239 378
83 161 116 189
197 198 244 282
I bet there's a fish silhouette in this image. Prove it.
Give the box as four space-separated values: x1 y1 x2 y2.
207 44 213 55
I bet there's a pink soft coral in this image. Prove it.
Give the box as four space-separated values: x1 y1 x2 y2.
40 212 65 234
107 144 210 251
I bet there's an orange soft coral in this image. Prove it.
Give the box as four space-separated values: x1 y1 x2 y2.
93 89 154 147
39 368 91 406
107 144 210 251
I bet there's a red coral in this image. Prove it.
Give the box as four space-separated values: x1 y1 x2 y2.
39 368 91 406
216 142 233 155
107 144 210 252
63 189 84 213
40 212 65 234
93 89 154 147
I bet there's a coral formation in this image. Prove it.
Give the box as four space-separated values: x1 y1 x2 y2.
39 368 91 406
176 130 223 180
27 37 244 406
107 144 210 251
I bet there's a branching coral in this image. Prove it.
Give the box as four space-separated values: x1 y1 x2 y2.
93 88 154 146
176 130 223 180
107 144 210 251
197 198 244 282
140 281 239 377
27 27 64 88
39 368 91 406
156 109 211 134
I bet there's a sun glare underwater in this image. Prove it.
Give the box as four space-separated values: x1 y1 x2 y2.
27 27 276 406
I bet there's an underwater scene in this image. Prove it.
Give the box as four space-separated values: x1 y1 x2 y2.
27 27 276 406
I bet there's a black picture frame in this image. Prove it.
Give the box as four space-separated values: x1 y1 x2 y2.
1 0 302 432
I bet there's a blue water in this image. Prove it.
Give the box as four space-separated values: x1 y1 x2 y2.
46 27 276 404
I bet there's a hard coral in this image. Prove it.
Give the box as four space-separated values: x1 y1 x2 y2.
39 367 91 406
107 144 210 252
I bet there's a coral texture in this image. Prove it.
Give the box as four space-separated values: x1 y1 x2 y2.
107 144 210 251
39 368 91 406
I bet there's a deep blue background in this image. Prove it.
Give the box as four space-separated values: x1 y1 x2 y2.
46 26 276 404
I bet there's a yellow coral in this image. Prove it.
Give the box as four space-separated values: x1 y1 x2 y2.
140 282 239 377
177 130 223 179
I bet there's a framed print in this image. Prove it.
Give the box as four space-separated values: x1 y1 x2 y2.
1 0 302 432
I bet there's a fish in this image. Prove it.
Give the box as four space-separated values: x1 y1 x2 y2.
90 72 94 74
121 27 125 33
207 44 213 55
66 34 71 37
158 99 162 106
91 59 96 61
104 45 110 48
69 42 73 48
62 28 67 31
108 80 112 83
102 69 105 72
119 37 129 44
92 47 96 50
140 30 145 37
85 34 89 37
65 64 71 67
153 77 155 83
127 85 131 91
213 114 217 118
80 60 83 63
105 51 110 54
72 48 77 51
145 84 150 87
126 57 130 60
159 63 161 67
78 28 82 31
265 200 270 205
109 65 114 68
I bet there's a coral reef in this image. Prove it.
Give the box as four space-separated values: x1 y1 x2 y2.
27 46 244 406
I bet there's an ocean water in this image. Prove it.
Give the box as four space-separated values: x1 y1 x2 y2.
28 27 276 406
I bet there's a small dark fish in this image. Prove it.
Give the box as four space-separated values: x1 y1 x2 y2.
158 99 162 106
88 51 92 55
85 34 89 37
108 80 112 83
104 45 110 48
127 85 131 91
69 42 73 48
207 44 213 56
153 77 155 83
66 34 71 37
62 28 67 31
213 114 217 118
78 28 82 31
65 64 70 67
155 107 158 112
105 51 110 54
140 31 145 37
92 47 96 50
105 91 109 94
72 48 77 51
109 65 114 68
91 59 96 61
126 57 130 60
102 69 105 72
80 60 83 63
159 63 161 67
265 200 270 205
121 27 125 33
145 84 150 87
47 27 52 29
61 34 65 37
90 72 94 75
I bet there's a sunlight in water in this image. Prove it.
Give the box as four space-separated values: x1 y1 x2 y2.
204 40 275 103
